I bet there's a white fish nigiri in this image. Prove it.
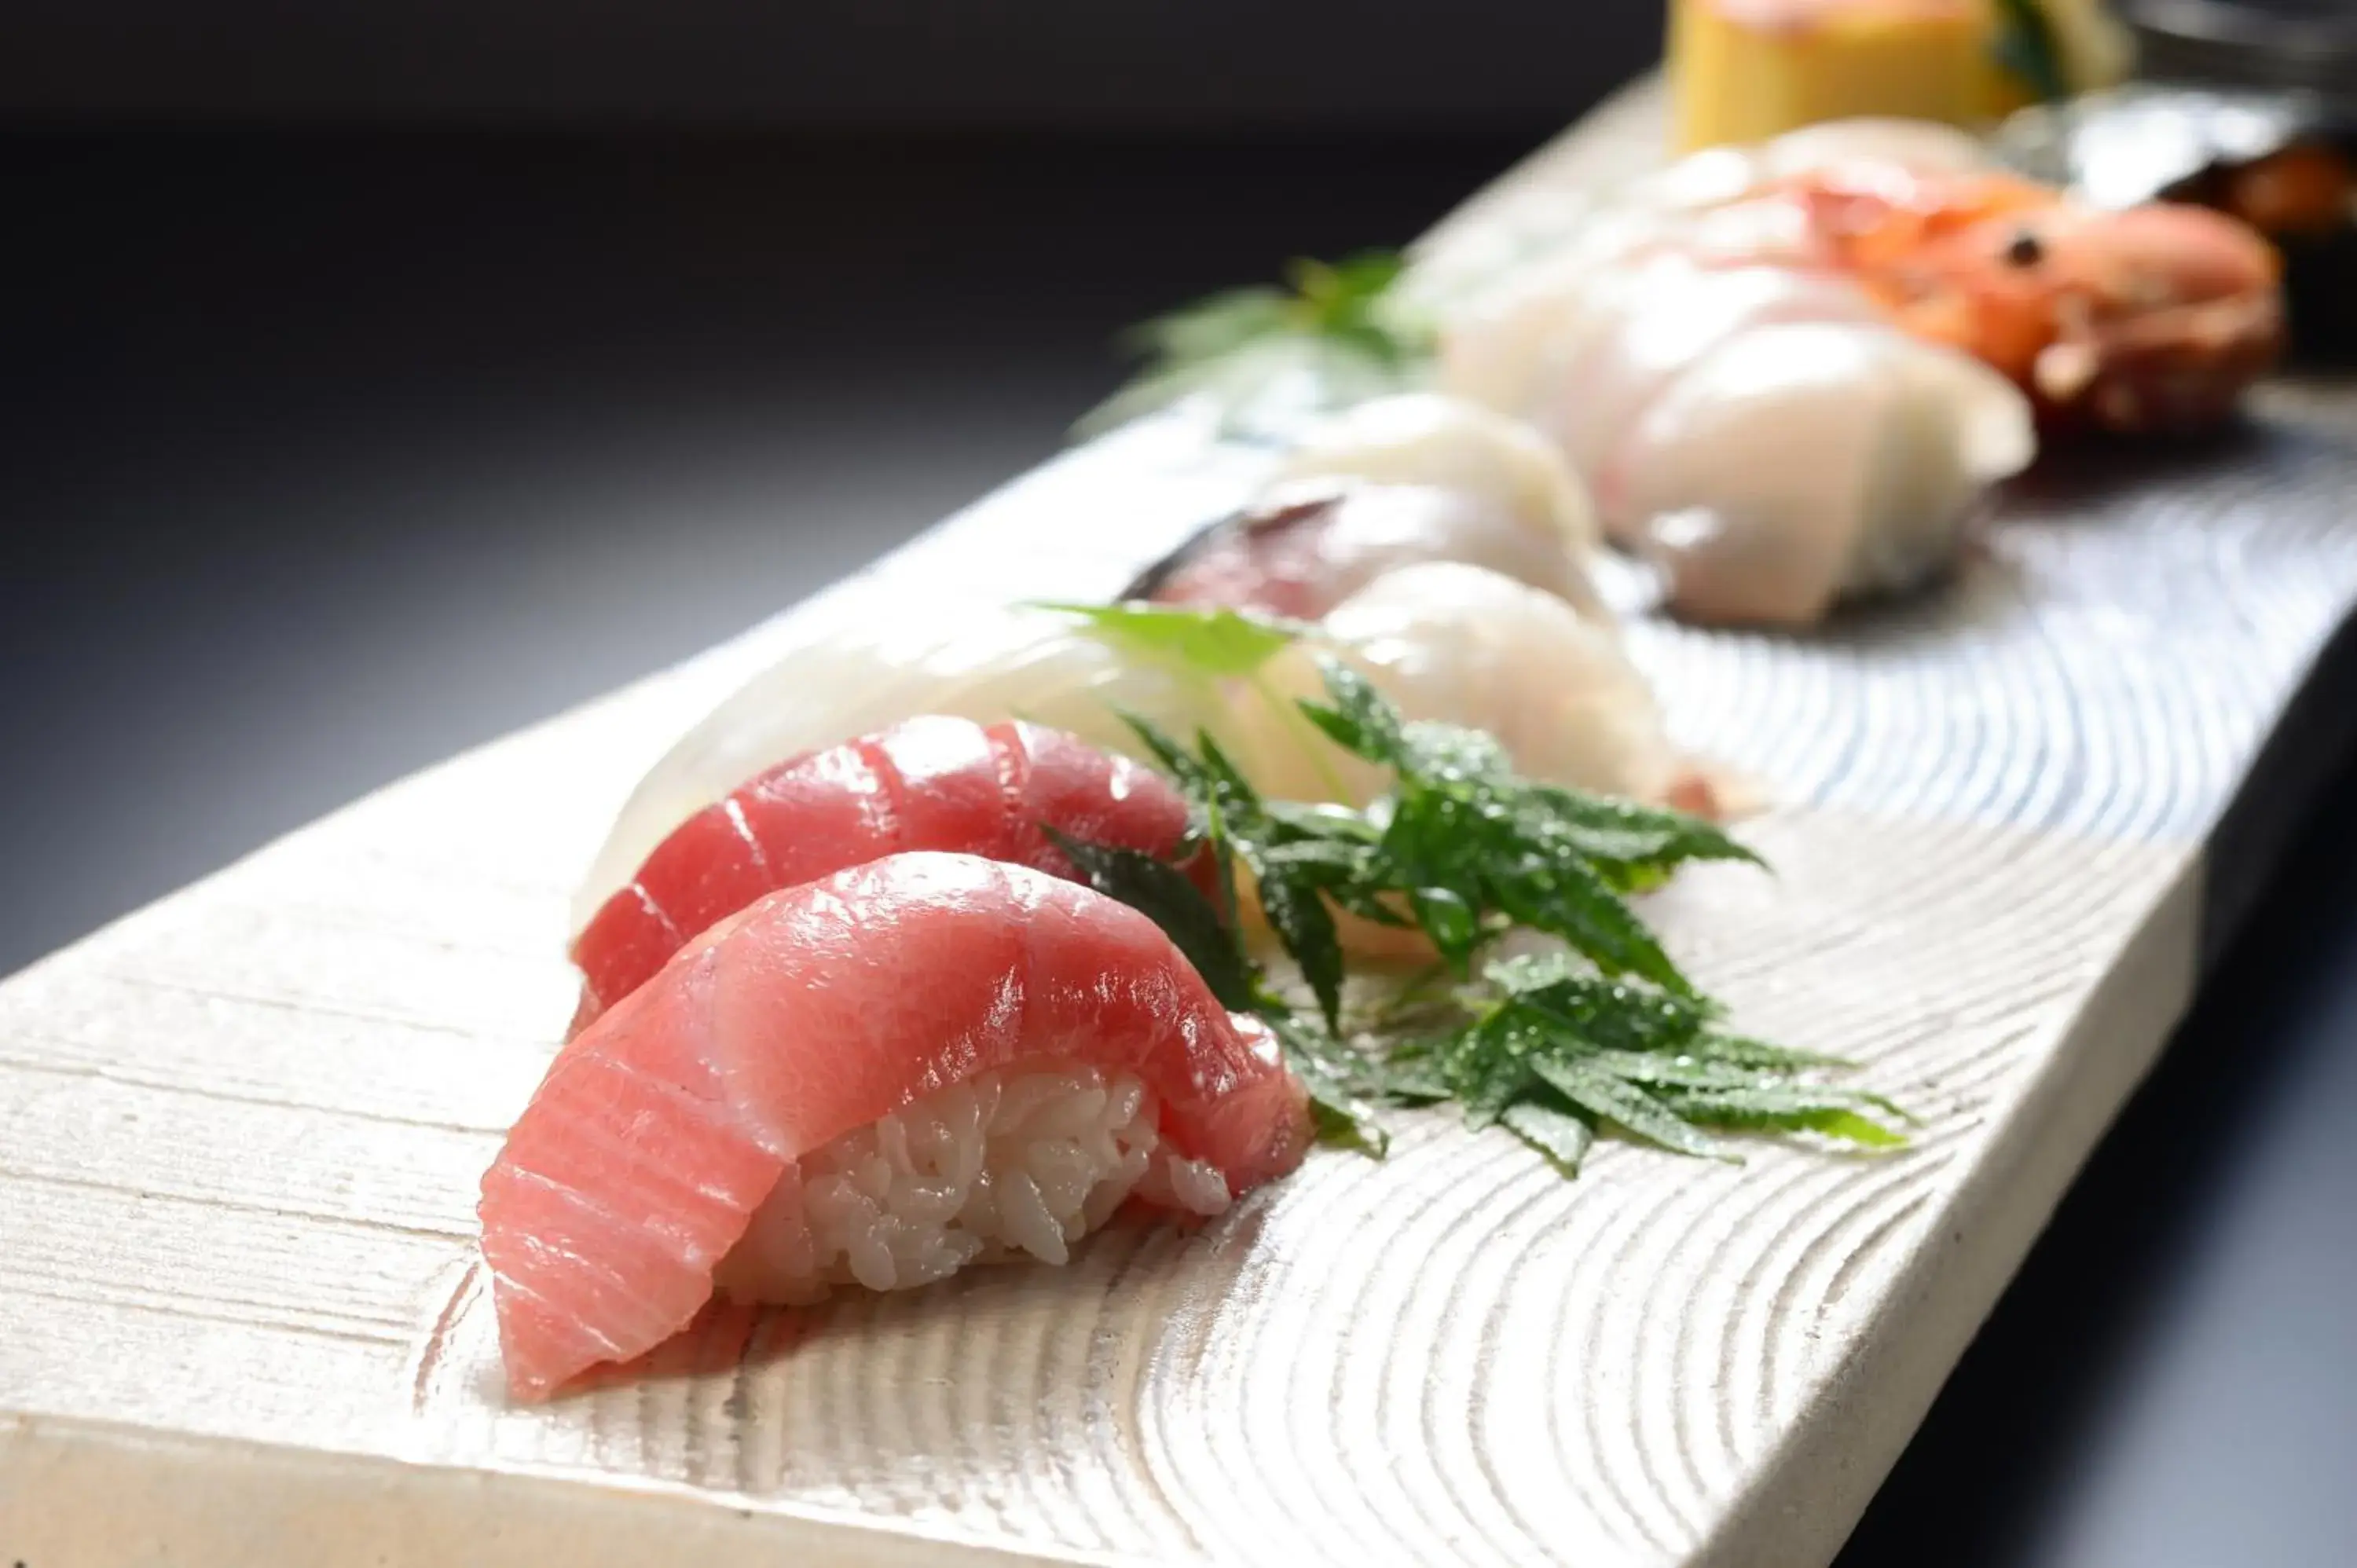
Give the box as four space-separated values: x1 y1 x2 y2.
1144 478 1592 621
1600 322 2035 627
1438 215 1825 416
1413 117 1983 313
1250 561 1705 811
570 606 1271 932
1750 118 1998 182
1270 392 1600 557
1519 262 1886 490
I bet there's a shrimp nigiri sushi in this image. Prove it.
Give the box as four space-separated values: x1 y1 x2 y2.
570 716 1197 1028
482 852 1311 1401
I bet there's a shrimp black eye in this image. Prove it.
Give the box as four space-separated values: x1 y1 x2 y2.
2004 230 2045 267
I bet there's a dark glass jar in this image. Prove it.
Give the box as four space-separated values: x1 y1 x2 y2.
1996 2 2357 359
2131 0 2357 106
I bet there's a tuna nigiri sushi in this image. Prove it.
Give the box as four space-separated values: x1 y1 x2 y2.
482 851 1311 1401
570 716 1197 1028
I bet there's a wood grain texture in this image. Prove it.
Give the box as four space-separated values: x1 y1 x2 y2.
5 84 2357 1568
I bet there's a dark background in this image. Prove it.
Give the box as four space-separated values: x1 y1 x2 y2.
2 5 2352 1564
0 2 1659 129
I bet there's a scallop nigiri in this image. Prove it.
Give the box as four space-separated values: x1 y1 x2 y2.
482 851 1311 1401
571 716 1199 1028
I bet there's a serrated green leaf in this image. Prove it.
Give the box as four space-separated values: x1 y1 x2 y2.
1117 710 1215 798
1263 1013 1388 1156
1295 658 1409 768
1530 1057 1731 1161
1307 1094 1390 1156
1193 729 1266 819
1261 799 1381 843
1441 1014 1537 1129
1408 886 1481 970
1079 251 1431 437
1501 1101 1596 1177
1396 720 1513 786
1482 853 1697 998
1683 1031 1855 1073
1656 1083 1912 1141
1370 1053 1453 1103
1124 286 1295 362
1780 1108 1908 1149
1516 786 1761 876
1073 628 1917 1183
1577 1052 1799 1091
1482 951 1592 996
1255 869 1345 1035
1042 827 1258 1015
1033 600 1301 678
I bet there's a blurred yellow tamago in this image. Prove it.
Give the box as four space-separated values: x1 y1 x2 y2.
1668 0 2133 152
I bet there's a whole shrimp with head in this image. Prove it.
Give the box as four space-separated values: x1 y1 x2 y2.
1715 149 2285 433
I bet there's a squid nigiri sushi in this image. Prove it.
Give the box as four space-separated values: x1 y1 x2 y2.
482 851 1311 1401
571 716 1199 1028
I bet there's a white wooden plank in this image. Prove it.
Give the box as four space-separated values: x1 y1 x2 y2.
1 80 2353 1568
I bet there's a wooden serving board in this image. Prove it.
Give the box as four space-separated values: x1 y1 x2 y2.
8 85 2357 1568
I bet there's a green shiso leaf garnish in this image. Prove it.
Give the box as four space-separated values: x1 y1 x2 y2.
1025 600 1307 679
1050 603 1908 1176
1076 251 1434 438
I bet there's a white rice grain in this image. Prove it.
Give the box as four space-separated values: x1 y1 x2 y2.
713 1064 1230 1305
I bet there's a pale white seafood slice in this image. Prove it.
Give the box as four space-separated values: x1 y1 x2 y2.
1602 321 2035 627
1270 391 1600 557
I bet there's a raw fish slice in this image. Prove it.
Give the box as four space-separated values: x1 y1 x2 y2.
571 605 1260 932
1249 561 1709 811
571 717 1194 1026
1269 392 1601 556
1402 113 1966 310
480 852 1311 1400
1526 262 1885 498
1603 321 2035 626
1751 118 1998 182
1593 122 1991 229
1143 478 1589 621
1438 218 1827 419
